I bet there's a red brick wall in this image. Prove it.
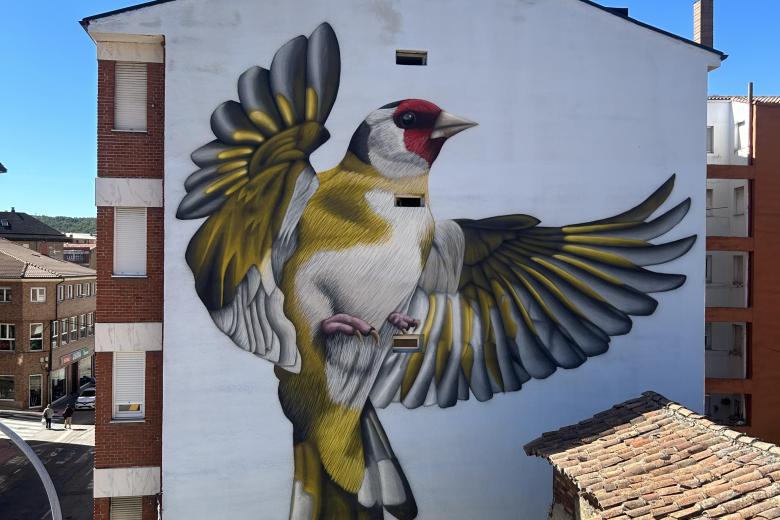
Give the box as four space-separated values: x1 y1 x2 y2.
94 351 162 468
96 206 164 323
553 468 578 517
94 497 109 520
97 61 164 179
94 56 164 519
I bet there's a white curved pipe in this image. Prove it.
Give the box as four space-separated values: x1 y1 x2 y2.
0 420 63 520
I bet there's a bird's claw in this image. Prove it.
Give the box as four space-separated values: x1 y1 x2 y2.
387 312 420 333
322 314 379 344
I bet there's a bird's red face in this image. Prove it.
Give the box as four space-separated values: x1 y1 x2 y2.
392 100 446 165
348 98 477 177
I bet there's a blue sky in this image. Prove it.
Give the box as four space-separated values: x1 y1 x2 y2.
1 0 778 217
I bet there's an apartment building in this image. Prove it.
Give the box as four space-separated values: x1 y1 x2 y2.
0 238 96 409
64 233 98 269
0 209 69 260
704 94 780 444
81 0 721 518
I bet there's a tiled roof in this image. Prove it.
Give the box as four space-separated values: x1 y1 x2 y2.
709 95 780 105
0 239 95 279
0 211 67 241
525 392 780 519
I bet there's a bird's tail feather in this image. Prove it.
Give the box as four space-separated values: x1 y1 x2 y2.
289 404 417 520
358 404 418 520
290 440 383 520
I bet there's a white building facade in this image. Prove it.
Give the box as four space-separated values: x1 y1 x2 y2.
83 0 722 518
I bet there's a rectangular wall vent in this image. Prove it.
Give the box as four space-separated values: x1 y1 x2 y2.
395 195 425 207
396 50 427 66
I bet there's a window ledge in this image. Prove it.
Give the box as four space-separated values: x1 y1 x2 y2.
111 129 148 134
111 274 148 279
110 418 146 424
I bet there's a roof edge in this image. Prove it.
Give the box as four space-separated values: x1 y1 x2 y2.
80 0 177 28
79 0 727 61
577 0 727 60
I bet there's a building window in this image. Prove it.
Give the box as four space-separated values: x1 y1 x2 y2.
51 321 58 349
87 313 95 336
93 282 97 296
29 374 42 408
0 376 14 400
733 255 745 286
76 284 83 298
70 317 78 342
0 287 10 303
30 287 46 303
29 323 43 351
79 315 87 339
67 285 73 299
85 282 91 297
733 323 745 354
705 188 713 212
735 121 747 153
706 126 714 153
705 322 712 350
114 207 147 276
61 319 68 345
705 255 712 284
110 496 142 519
734 186 746 216
0 324 15 351
57 285 64 301
115 62 147 132
113 352 145 419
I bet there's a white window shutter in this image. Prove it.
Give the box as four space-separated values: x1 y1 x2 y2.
114 208 147 276
113 352 145 418
115 62 147 131
110 496 142 520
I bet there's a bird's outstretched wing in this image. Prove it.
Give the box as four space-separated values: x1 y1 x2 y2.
371 176 695 408
176 23 340 373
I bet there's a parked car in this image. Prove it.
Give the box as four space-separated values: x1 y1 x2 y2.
75 388 96 410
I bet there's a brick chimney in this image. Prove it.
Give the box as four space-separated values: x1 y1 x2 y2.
694 0 714 47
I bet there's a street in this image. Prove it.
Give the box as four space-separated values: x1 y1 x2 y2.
0 409 94 520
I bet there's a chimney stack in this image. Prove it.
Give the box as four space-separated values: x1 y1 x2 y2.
694 0 714 47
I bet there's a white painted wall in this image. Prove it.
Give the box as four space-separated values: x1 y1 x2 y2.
88 0 719 518
707 100 749 165
706 179 748 237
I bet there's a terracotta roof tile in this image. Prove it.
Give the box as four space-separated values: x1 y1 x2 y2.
524 392 780 517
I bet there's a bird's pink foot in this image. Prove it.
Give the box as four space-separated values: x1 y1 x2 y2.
321 313 380 343
387 312 420 332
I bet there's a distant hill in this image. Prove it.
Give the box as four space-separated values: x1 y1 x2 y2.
33 215 96 235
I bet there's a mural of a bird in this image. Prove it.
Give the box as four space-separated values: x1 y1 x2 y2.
176 23 696 520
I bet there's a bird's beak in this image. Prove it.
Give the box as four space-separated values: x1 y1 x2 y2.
430 111 478 139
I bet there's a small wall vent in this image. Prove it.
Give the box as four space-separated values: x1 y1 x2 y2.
395 195 425 207
396 50 427 66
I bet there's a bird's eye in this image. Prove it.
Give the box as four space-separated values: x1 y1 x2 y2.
399 111 416 128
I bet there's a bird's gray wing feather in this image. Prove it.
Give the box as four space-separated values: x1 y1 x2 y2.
370 175 695 408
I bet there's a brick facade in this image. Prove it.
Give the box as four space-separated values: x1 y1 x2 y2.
94 351 162 469
0 279 95 409
96 206 164 323
97 60 164 179
94 55 164 520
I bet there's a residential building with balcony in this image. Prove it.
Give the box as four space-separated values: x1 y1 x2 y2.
705 94 780 443
64 233 98 270
0 238 97 409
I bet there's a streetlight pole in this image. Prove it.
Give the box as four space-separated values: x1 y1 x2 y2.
0 421 62 520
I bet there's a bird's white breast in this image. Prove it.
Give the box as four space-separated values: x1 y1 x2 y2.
294 188 433 407
294 188 433 331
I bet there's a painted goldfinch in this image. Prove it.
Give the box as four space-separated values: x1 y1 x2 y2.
177 23 695 520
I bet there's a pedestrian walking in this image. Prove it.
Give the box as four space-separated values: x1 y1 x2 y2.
63 403 74 429
42 404 54 429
